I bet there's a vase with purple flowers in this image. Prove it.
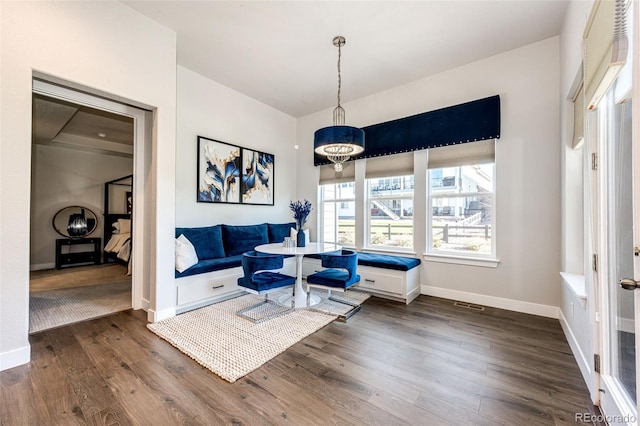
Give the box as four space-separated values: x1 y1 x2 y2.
289 199 312 247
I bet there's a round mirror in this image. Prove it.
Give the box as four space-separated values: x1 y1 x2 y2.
52 206 98 238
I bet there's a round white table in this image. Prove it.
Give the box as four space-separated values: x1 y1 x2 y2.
254 242 341 308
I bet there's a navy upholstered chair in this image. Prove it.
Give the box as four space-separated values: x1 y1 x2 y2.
236 251 296 323
305 249 361 320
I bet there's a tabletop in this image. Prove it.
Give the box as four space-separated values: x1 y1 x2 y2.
255 242 341 256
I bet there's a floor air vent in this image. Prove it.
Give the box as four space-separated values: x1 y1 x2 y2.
453 301 485 311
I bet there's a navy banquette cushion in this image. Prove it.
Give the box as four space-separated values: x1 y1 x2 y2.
221 224 269 257
175 225 225 260
306 252 421 271
356 253 420 271
176 255 244 278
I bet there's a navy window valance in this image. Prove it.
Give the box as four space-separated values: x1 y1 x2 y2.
314 95 500 166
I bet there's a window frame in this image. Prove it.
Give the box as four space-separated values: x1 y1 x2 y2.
365 174 415 253
425 163 498 266
319 181 356 247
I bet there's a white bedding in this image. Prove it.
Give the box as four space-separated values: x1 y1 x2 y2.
105 219 132 275
104 232 131 254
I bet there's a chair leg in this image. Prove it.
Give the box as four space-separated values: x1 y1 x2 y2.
327 295 361 321
305 286 362 321
235 290 294 323
291 283 295 309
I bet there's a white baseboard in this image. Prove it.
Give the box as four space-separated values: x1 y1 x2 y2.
558 309 593 394
30 263 55 271
421 285 559 319
140 297 150 311
147 306 176 322
0 344 31 372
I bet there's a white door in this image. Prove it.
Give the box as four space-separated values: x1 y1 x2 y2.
597 90 637 424
593 2 639 422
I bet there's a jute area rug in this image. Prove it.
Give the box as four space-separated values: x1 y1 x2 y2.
148 290 370 383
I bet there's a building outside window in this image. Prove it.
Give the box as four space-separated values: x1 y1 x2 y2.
428 164 495 257
319 182 356 245
366 175 414 250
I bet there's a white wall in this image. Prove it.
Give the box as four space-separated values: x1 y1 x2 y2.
175 66 297 227
297 37 562 315
30 145 133 268
559 0 596 399
1 1 176 370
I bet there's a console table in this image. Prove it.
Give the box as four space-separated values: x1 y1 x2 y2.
55 237 101 269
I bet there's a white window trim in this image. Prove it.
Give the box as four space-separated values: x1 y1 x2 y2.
319 182 356 246
423 252 500 268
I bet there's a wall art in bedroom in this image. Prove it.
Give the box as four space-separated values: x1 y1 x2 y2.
197 136 241 203
241 149 274 205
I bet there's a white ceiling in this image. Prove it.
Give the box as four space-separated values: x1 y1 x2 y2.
122 0 569 117
32 94 134 157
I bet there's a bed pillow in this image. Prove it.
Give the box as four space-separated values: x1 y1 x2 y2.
118 218 131 234
175 234 199 273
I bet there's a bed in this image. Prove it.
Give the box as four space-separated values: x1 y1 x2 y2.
103 175 133 271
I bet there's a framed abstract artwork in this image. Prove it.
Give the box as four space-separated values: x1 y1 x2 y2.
197 136 241 203
241 149 274 205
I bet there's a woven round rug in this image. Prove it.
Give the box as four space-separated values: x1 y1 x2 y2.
147 291 368 383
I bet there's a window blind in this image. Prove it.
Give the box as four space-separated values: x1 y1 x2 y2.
583 0 628 110
319 163 355 184
427 139 495 169
365 152 414 178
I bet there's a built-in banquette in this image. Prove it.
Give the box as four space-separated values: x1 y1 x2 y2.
302 252 421 304
174 223 296 313
175 222 422 312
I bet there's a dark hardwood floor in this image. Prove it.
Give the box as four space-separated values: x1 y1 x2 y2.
1 295 602 425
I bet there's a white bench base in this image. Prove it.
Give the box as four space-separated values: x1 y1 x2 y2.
302 258 420 305
175 258 296 314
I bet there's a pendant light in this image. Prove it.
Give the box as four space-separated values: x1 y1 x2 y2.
314 36 365 173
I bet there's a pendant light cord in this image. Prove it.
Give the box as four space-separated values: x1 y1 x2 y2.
337 41 342 108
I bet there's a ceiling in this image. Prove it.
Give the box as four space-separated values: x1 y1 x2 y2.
32 1 570 155
122 0 570 117
32 94 134 157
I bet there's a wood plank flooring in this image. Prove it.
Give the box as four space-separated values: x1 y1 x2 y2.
0 295 603 425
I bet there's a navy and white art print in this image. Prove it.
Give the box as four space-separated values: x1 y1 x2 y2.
197 136 241 203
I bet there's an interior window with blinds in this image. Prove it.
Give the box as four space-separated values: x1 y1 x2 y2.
428 140 496 258
365 153 414 251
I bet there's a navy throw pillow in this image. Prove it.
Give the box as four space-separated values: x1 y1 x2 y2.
268 222 296 243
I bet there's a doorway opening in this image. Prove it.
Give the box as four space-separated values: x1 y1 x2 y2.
29 78 151 333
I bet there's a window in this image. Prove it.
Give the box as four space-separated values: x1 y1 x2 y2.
319 182 355 245
428 164 495 257
366 175 414 250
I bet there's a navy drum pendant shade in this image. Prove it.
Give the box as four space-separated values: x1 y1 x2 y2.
314 126 365 155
